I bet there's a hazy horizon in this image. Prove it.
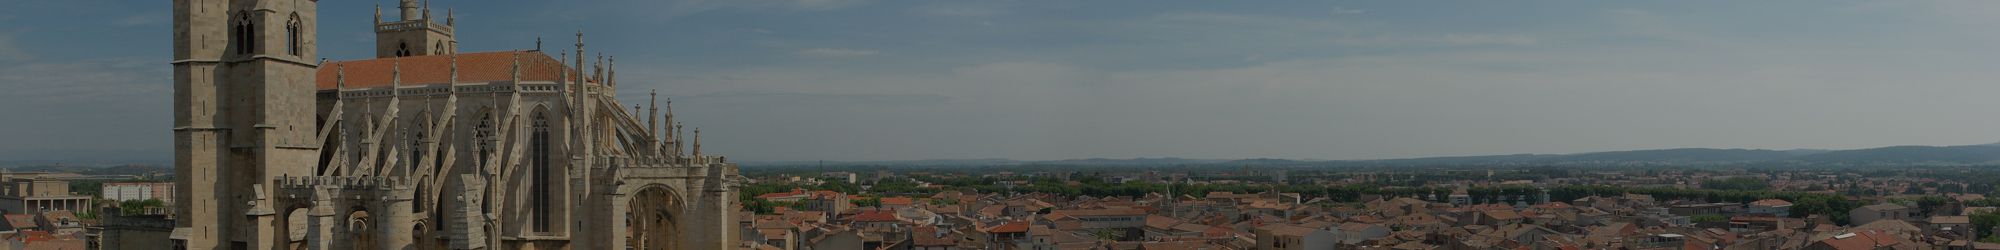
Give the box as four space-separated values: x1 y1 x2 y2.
11 0 2000 162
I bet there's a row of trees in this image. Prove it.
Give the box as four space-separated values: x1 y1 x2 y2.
1699 177 1770 191
741 172 1861 222
1546 185 1857 224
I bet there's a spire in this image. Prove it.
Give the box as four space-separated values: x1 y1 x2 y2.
535 37 542 51
674 123 684 157
633 105 641 117
447 8 455 26
374 4 383 25
608 56 617 87
391 59 403 93
664 99 676 155
560 51 572 108
648 90 659 138
422 0 432 20
574 31 587 87
692 127 702 158
594 54 605 83
336 64 347 92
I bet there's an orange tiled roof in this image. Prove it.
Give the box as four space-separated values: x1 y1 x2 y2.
848 209 899 222
1813 230 1900 250
316 51 598 90
2 214 35 230
984 221 1031 233
880 197 914 206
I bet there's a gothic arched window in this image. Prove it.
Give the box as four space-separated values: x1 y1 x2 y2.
397 41 411 57
435 42 445 55
285 15 301 56
234 12 255 55
409 123 425 168
530 111 551 232
474 112 494 166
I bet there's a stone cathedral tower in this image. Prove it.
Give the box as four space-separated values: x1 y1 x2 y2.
166 1 742 249
171 0 320 249
375 0 456 58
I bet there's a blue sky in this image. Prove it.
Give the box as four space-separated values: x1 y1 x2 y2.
8 0 2000 163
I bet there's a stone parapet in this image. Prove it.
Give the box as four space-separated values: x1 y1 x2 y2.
275 176 413 191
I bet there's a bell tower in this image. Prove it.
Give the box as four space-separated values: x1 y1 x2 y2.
375 0 457 58
171 0 319 249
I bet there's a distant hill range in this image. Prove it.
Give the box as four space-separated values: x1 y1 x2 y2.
744 143 2000 167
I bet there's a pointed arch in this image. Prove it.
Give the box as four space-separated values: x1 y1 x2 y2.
627 185 685 250
234 11 256 55
286 13 302 56
473 109 495 167
348 207 375 250
397 41 411 57
530 106 553 232
408 111 433 171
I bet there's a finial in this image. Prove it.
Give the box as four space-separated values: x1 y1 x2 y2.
452 53 460 76
390 60 404 99
535 37 542 51
423 0 432 20
336 64 347 90
374 4 382 24
447 8 455 26
576 31 585 48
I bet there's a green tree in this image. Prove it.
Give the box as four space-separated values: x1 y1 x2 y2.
1692 214 1727 224
1087 229 1125 241
118 199 166 216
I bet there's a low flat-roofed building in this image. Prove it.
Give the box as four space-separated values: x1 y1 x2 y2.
0 178 91 214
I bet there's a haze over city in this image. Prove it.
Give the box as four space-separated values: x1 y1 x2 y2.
21 0 2000 249
12 0 2000 163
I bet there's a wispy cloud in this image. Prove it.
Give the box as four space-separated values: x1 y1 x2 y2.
686 91 951 107
544 0 872 21
1330 6 1365 15
1440 34 1539 46
1331 33 1543 47
798 48 878 57
912 4 1004 18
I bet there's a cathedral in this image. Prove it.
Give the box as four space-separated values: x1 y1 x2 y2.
169 0 742 249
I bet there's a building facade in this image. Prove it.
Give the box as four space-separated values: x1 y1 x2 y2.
168 0 742 249
102 182 175 203
0 179 92 215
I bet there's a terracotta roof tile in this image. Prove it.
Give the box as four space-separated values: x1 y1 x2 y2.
316 51 598 90
848 209 899 222
984 221 1031 233
880 197 914 206
3 214 34 230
